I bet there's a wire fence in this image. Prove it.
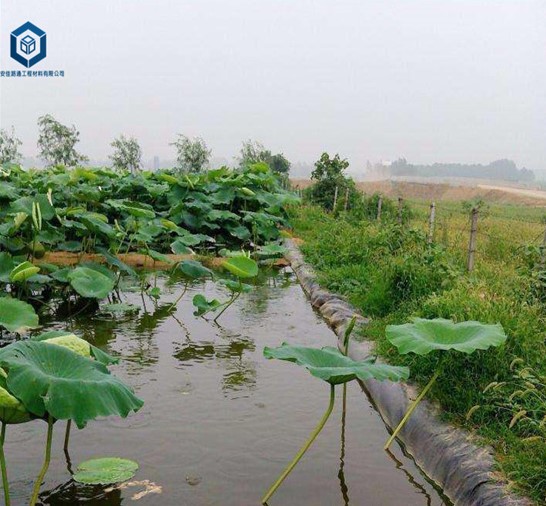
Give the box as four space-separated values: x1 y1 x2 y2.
298 185 546 272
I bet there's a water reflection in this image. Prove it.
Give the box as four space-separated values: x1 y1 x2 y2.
338 384 350 505
40 480 123 505
174 335 257 395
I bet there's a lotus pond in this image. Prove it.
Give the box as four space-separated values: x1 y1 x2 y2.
0 269 452 505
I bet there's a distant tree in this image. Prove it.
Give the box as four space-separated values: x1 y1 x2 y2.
239 140 291 176
311 152 349 181
308 152 356 211
0 127 23 165
37 114 88 167
110 135 142 174
239 140 269 167
171 135 211 173
268 153 291 175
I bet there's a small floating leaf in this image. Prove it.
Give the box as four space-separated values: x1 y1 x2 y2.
73 457 139 485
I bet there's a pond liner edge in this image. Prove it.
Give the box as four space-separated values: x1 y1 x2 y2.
283 237 532 506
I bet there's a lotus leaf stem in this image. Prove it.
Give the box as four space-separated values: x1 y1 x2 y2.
261 383 336 505
384 368 440 450
63 421 71 451
0 422 10 506
29 415 54 506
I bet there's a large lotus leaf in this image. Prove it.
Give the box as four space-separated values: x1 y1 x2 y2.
0 297 39 333
222 257 258 279
32 330 118 366
264 343 409 385
68 266 115 299
386 318 507 355
0 372 32 424
0 341 143 428
73 457 139 485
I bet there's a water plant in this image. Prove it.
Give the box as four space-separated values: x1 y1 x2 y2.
192 256 259 322
0 340 143 505
383 318 507 449
261 339 409 504
73 457 139 485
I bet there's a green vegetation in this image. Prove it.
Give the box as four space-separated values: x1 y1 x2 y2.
291 204 546 504
0 161 294 503
261 329 408 504
384 318 507 449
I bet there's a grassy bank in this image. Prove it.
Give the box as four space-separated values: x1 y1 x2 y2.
290 205 545 504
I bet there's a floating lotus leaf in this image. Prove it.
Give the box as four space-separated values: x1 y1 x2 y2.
73 457 139 485
32 330 118 366
0 341 143 428
0 297 39 333
68 266 115 299
264 343 409 385
222 257 258 278
386 318 507 355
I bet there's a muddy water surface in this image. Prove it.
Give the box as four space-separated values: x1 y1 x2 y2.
3 269 451 505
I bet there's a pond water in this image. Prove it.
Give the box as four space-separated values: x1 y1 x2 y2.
2 269 451 505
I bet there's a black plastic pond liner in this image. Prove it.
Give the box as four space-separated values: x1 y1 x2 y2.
284 238 532 506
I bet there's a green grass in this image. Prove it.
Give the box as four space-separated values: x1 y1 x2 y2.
290 204 546 505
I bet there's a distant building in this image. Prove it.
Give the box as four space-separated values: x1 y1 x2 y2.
153 156 160 171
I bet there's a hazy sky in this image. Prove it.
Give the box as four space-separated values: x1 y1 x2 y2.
1 0 545 171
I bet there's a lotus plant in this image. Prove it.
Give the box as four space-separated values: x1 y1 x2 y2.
192 256 258 322
383 318 507 450
0 339 143 506
261 321 408 504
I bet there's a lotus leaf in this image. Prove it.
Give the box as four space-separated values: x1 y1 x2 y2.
9 261 40 282
192 294 222 316
0 341 143 428
177 260 212 279
68 266 115 299
73 457 139 485
264 343 409 385
222 257 258 279
0 297 39 333
0 373 31 424
32 330 118 366
386 318 507 355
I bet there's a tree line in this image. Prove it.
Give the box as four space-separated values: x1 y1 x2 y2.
0 116 291 175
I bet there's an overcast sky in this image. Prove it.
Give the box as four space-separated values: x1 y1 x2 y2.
0 0 545 171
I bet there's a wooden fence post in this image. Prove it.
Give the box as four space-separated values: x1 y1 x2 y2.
344 187 349 212
467 208 479 272
427 202 436 244
333 186 339 211
376 196 383 221
397 197 404 225
540 226 546 268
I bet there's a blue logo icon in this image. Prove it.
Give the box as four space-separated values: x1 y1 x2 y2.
10 22 47 68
